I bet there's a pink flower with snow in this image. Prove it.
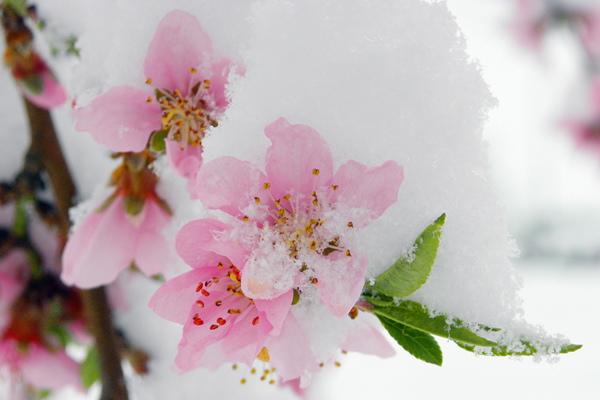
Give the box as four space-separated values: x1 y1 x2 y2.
196 117 404 317
150 117 401 384
74 10 238 197
62 152 172 288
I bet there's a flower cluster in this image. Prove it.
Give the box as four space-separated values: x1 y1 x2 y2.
151 118 403 385
74 10 238 198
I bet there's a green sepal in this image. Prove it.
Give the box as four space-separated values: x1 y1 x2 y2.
20 74 44 96
454 340 582 356
368 213 445 298
291 289 300 305
150 129 168 152
47 324 73 348
377 314 443 366
368 299 498 347
80 346 101 389
35 389 52 399
95 192 119 214
123 195 146 216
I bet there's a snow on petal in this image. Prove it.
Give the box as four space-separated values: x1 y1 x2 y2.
264 117 334 199
74 86 161 152
175 219 242 268
253 289 293 336
143 10 213 93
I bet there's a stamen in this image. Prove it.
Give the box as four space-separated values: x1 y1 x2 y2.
215 300 222 306
190 67 197 73
196 300 204 308
263 183 271 190
201 289 210 296
252 316 260 325
348 222 354 228
255 197 261 204
210 324 219 330
346 250 352 257
196 282 203 292
146 96 152 103
312 168 320 176
146 78 152 84
332 185 339 191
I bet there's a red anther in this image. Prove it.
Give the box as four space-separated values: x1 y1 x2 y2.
215 300 222 306
252 317 260 326
196 282 203 292
196 300 204 308
217 318 226 326
201 289 210 296
193 318 204 326
210 324 219 330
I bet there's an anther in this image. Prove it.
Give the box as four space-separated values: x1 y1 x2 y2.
217 262 224 269
217 318 226 325
283 195 290 200
263 183 271 190
348 222 354 228
146 96 152 103
146 78 152 84
204 80 211 85
251 368 256 374
242 215 249 222
332 185 339 191
310 241 317 251
201 289 210 296
335 362 341 367
313 200 319 207
346 250 352 257
210 324 219 330
269 380 275 385
349 307 358 319
240 378 246 384
193 318 204 326
311 278 318 284
196 282 203 292
252 316 260 325
232 364 238 370
312 169 320 176
215 300 222 306
196 300 205 308
190 67 197 73
255 197 261 204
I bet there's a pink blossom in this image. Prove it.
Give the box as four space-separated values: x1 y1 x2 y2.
149 218 293 371
196 117 404 317
61 195 171 289
0 340 83 392
18 68 68 109
74 10 238 197
150 117 401 383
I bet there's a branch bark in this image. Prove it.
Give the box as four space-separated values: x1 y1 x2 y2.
22 100 129 400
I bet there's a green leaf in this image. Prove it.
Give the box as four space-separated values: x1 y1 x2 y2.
378 314 443 366
369 299 499 347
368 213 445 298
81 346 101 389
454 340 582 357
150 129 168 152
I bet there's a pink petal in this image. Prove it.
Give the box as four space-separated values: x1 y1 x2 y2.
340 318 396 358
315 254 368 317
20 346 84 391
175 219 242 268
144 10 213 93
220 307 272 366
197 156 267 218
253 289 293 336
175 307 235 371
21 70 67 109
75 86 161 152
165 140 203 185
206 58 242 112
265 118 334 200
331 160 403 226
265 314 320 383
133 199 171 276
61 197 137 288
149 267 219 324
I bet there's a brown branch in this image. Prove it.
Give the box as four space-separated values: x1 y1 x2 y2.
22 95 129 400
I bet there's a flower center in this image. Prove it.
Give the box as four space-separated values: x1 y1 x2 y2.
149 70 218 149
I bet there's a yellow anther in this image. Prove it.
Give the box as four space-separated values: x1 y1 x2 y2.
257 347 270 362
145 78 152 84
269 380 275 385
280 218 287 224
310 241 317 251
204 79 211 85
346 250 352 257
283 194 290 200
251 368 256 374
254 197 261 204
232 364 238 370
332 185 339 191
313 200 319 207
335 362 341 367
310 219 317 225
263 183 271 190
348 222 354 228
190 67 197 73
312 168 320 176
305 226 313 234
241 378 246 384
274 200 280 206
242 215 249 222
217 262 224 269
146 96 152 103
278 209 285 216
